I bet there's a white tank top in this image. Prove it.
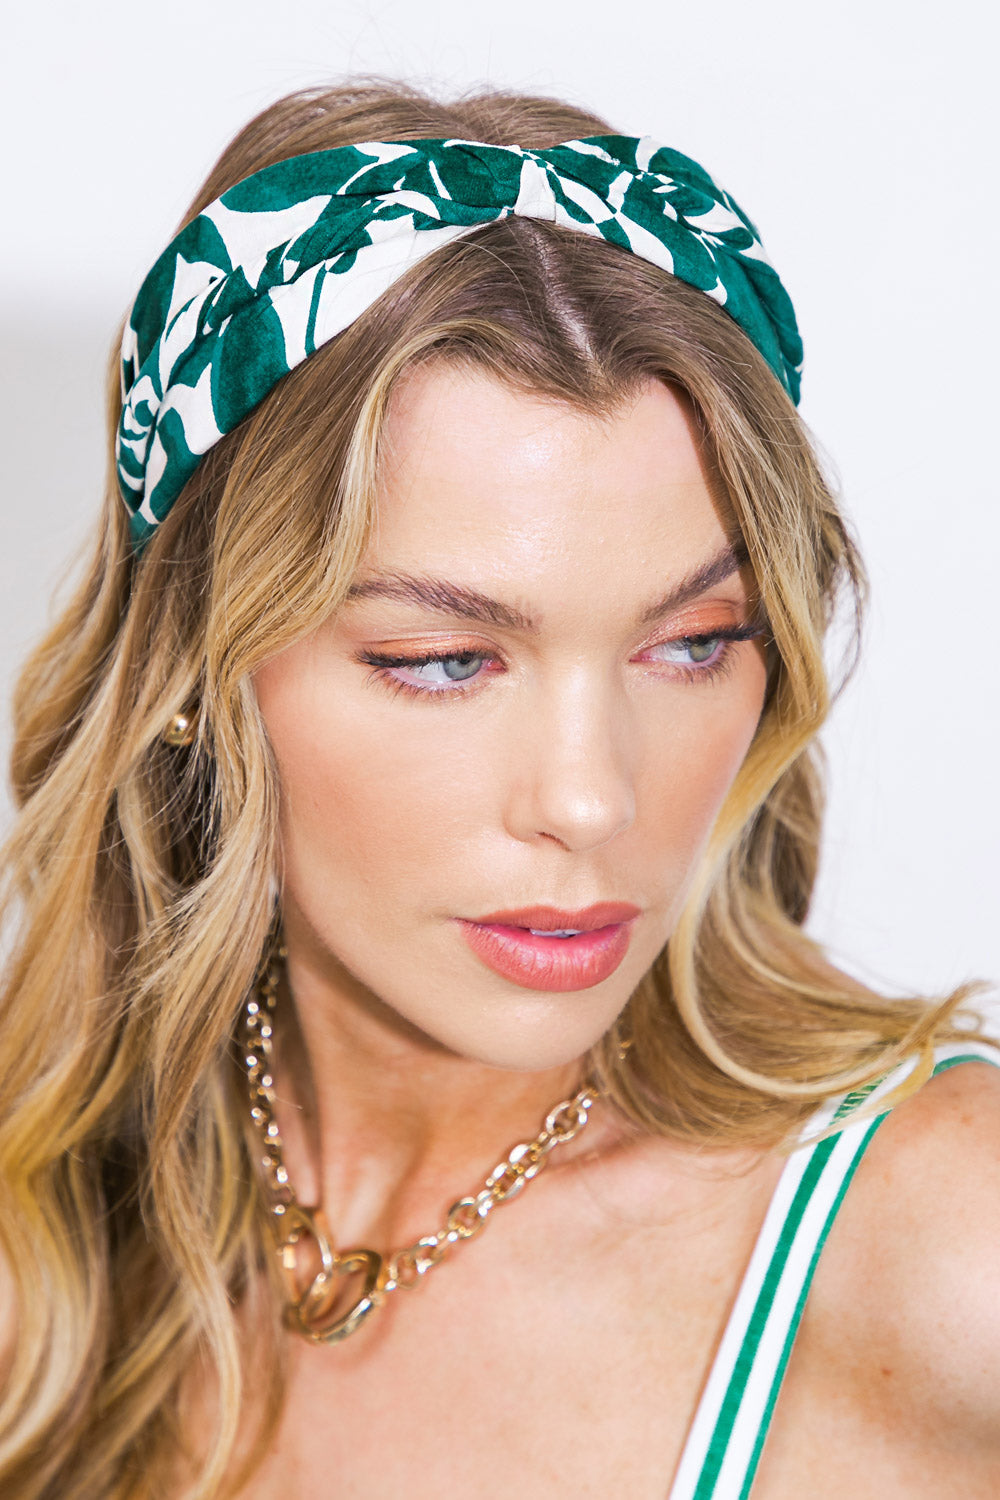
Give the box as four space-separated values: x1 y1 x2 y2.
666 1039 1000 1499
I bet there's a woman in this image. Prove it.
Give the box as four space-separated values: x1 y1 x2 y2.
1 75 998 1499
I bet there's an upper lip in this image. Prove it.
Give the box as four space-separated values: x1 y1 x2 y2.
467 902 641 931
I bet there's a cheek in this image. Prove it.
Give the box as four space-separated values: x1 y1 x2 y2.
638 660 767 871
256 661 491 919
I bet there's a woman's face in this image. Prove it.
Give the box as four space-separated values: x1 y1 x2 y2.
254 366 768 1071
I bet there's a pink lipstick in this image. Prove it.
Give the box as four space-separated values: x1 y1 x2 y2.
457 903 640 992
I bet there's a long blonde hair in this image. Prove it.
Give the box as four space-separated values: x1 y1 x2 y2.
0 76 985 1498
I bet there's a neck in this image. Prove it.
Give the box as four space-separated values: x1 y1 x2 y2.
258 927 617 1253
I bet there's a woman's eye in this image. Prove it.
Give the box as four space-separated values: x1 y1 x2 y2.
360 648 494 693
645 635 726 668
403 651 487 686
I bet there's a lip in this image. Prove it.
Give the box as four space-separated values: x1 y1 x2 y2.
472 903 641 932
457 902 640 993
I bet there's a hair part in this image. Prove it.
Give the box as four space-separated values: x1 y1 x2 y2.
0 74 986 1498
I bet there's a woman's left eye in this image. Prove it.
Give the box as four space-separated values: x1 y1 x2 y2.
637 623 763 678
644 635 728 669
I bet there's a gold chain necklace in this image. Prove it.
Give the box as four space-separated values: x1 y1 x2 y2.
240 942 602 1344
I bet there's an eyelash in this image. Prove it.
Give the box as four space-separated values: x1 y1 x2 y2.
357 624 764 702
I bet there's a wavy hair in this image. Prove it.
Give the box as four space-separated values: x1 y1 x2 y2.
0 76 985 1498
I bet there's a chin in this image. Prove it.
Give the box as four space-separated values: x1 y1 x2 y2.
412 990 623 1074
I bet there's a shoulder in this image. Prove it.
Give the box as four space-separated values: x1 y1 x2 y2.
813 1051 1000 1443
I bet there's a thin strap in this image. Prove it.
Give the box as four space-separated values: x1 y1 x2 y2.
666 1039 1000 1500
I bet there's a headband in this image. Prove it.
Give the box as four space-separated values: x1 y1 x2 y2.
117 134 803 551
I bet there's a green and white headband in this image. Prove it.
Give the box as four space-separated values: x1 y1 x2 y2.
117 134 803 551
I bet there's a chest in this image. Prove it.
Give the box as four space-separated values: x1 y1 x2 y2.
231 1218 743 1499
223 1195 975 1500
232 1296 966 1500
218 1175 885 1500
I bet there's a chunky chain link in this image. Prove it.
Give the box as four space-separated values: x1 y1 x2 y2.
240 942 602 1341
381 1082 600 1293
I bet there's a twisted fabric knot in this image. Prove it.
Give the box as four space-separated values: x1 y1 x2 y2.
117 134 803 551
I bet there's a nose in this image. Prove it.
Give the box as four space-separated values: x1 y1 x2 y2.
504 670 637 853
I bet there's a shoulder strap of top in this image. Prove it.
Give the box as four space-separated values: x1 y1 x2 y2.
667 1039 1000 1500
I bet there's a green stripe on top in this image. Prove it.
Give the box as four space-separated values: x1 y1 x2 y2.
669 1040 1000 1500
690 1135 840 1499
737 1114 886 1500
116 133 804 552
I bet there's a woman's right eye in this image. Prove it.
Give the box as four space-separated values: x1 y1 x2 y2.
400 651 487 686
358 649 494 695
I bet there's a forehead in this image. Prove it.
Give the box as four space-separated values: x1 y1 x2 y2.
367 363 737 602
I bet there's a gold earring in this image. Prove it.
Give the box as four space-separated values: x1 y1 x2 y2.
163 710 198 747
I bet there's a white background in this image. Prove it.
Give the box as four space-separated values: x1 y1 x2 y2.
1 0 996 1006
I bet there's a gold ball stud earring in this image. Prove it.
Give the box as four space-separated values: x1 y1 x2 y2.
163 711 198 748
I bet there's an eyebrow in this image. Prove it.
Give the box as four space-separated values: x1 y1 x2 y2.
345 573 536 631
344 540 750 633
639 539 750 626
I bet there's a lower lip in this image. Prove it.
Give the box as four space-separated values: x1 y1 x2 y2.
457 921 634 992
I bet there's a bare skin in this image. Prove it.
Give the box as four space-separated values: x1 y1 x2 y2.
198 1063 1000 1499
176 368 1000 1496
